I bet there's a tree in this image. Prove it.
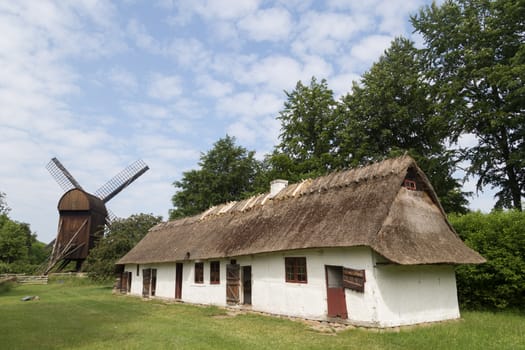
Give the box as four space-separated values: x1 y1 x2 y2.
84 213 162 281
0 214 29 264
170 135 261 219
336 38 470 213
271 77 339 179
0 214 48 273
412 0 525 210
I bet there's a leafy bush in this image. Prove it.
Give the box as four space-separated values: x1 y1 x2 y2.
84 213 162 281
450 210 525 309
0 279 14 294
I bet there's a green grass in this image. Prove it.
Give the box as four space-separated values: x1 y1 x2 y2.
1 281 524 350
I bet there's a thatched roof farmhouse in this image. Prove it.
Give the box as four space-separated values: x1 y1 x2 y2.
118 155 484 327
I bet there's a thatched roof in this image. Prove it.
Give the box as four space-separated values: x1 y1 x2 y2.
118 156 485 266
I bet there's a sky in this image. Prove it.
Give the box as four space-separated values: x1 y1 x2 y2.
0 0 496 244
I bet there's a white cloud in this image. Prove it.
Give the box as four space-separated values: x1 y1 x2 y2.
350 34 394 64
237 7 292 42
196 75 233 97
217 92 282 118
108 67 138 92
292 11 371 56
166 38 211 68
192 0 261 20
127 19 161 52
234 55 303 92
330 72 361 98
148 74 183 100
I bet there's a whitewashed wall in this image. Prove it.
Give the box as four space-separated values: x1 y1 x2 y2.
243 247 376 321
123 247 461 327
373 265 460 327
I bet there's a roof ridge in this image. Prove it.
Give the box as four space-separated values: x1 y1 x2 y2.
194 155 414 221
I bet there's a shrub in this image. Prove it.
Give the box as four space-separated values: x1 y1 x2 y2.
0 279 14 294
450 210 525 309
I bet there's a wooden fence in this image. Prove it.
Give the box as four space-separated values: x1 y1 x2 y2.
0 274 49 285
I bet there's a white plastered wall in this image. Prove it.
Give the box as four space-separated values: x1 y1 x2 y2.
123 247 461 327
373 264 460 327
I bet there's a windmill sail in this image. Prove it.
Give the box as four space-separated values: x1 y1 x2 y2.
95 159 149 203
46 157 84 192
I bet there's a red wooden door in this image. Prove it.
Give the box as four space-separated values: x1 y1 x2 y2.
325 266 348 319
175 263 183 299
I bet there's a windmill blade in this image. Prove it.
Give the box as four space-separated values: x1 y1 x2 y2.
46 157 84 192
95 159 149 203
105 208 118 227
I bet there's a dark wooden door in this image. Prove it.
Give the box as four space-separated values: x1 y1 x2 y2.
126 272 132 292
226 264 240 305
325 266 348 319
142 268 151 297
242 266 252 305
175 263 183 299
151 269 157 297
120 271 131 293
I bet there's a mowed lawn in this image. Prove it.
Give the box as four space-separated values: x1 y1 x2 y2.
1 279 524 350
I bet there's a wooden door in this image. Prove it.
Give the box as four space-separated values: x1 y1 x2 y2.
175 263 183 299
142 268 151 297
120 271 131 293
242 266 252 305
325 266 348 319
226 264 240 305
150 269 157 297
126 272 132 292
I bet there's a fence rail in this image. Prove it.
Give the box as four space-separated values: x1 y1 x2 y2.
0 274 48 285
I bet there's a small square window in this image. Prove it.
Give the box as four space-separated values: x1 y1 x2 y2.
194 262 204 284
285 257 307 283
404 179 416 190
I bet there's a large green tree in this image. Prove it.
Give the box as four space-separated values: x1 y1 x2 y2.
336 37 469 213
412 0 525 210
85 213 162 281
270 77 339 180
170 135 261 219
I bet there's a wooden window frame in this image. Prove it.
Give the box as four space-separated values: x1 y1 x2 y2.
194 262 204 284
285 257 308 283
210 261 220 284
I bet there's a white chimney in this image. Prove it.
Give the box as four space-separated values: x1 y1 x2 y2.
270 179 288 197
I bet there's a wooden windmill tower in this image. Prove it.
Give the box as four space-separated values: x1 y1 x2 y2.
44 157 149 274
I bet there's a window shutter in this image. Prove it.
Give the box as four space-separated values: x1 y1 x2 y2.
343 267 365 293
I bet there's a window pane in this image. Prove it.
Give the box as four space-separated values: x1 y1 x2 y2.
285 257 307 283
210 261 220 284
195 262 203 283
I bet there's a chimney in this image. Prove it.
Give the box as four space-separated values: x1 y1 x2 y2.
270 179 288 197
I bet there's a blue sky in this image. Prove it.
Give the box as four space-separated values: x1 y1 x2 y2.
0 0 495 244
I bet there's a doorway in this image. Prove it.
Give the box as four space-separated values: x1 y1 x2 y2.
325 266 348 319
142 268 157 298
142 268 151 297
175 263 183 299
242 266 252 305
226 263 240 304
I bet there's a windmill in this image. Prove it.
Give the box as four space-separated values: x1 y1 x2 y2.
44 157 149 274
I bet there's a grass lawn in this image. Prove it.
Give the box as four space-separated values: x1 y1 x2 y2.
1 279 524 350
